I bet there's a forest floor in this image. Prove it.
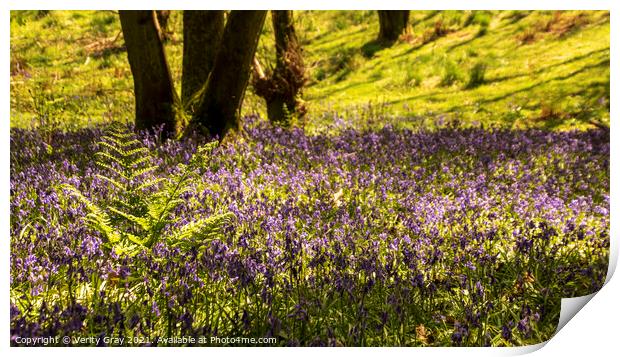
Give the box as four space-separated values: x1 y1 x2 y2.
10 10 610 132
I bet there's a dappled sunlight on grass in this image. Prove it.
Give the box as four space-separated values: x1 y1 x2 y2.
10 10 609 132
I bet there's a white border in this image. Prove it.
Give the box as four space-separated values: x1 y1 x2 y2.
4 1 617 356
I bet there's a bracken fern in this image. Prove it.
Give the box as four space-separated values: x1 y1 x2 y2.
60 124 235 256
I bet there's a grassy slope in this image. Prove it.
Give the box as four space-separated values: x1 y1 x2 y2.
10 10 610 131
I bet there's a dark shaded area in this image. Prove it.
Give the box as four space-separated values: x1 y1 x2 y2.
361 39 386 58
89 43 125 59
361 10 411 59
155 10 171 41
181 10 225 106
119 10 177 138
377 10 409 43
446 34 478 51
191 10 267 138
252 10 307 124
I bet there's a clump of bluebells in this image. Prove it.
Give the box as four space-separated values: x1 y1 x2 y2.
10 116 609 346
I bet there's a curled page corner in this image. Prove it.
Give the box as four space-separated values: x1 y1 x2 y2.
507 292 600 355
507 340 548 355
604 227 618 284
499 292 599 356
555 293 596 334
551 222 617 339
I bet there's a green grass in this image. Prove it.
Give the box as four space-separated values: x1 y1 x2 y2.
10 10 610 132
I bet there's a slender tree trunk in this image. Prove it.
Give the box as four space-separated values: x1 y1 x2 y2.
182 10 225 106
272 10 305 123
156 10 171 41
377 10 410 43
191 10 267 138
273 11 297 69
252 58 288 121
252 10 306 124
119 10 177 137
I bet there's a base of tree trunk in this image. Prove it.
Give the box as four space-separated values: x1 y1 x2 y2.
119 10 177 138
266 99 296 126
378 10 410 44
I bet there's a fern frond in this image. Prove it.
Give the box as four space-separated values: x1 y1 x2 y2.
130 156 152 168
100 135 133 148
129 165 158 180
135 178 165 192
107 206 152 231
113 240 143 257
62 184 107 220
86 213 120 243
60 127 233 256
112 199 135 211
146 199 172 220
123 231 150 246
95 151 125 167
96 174 126 191
168 212 236 246
105 137 142 149
61 184 120 244
105 130 134 141
98 140 129 158
125 147 149 157
96 161 130 181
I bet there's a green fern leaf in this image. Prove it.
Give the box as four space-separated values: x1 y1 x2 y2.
169 212 236 246
96 161 130 181
129 165 158 180
107 206 152 231
96 174 126 191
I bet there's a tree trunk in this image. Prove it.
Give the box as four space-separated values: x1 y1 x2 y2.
252 10 306 125
377 10 409 43
119 10 177 137
156 10 171 41
272 10 306 123
252 58 290 122
273 11 297 69
191 10 267 138
181 10 225 106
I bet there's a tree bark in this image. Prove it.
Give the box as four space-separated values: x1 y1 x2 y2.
182 10 225 106
191 10 267 138
119 10 177 137
156 10 171 41
273 11 297 69
272 10 305 123
377 10 410 43
252 11 306 124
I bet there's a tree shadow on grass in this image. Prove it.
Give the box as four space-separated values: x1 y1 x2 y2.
486 47 609 85
441 62 609 130
361 39 394 58
479 58 609 105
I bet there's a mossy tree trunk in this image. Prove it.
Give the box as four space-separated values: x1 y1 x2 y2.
258 10 306 124
119 10 177 138
181 10 225 106
378 10 410 43
191 10 267 138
